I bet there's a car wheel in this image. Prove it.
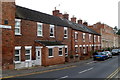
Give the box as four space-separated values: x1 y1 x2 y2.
93 58 96 61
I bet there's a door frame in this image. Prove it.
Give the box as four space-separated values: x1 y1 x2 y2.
35 46 43 66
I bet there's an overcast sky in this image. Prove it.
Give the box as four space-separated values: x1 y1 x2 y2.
16 0 119 28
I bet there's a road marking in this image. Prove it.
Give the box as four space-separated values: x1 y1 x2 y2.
79 67 93 74
55 76 68 80
61 76 68 79
0 65 76 79
87 61 95 64
106 67 120 80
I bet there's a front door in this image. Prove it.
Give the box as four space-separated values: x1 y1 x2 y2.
36 48 41 65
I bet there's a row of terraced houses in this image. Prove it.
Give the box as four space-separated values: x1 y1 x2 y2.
0 1 119 70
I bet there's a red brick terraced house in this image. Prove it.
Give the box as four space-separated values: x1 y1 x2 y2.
0 1 101 70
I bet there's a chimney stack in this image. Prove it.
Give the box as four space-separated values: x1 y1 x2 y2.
52 10 63 18
63 13 69 20
78 19 82 24
71 16 76 23
58 13 63 18
53 10 60 16
83 21 88 26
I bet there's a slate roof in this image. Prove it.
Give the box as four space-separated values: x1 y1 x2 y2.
15 5 100 36
63 19 87 32
35 40 66 46
63 19 100 35
15 5 70 27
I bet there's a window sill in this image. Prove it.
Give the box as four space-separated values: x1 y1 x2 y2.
59 55 63 56
15 33 22 36
50 36 55 38
48 56 54 58
64 37 68 39
37 35 43 37
14 61 21 64
25 60 31 62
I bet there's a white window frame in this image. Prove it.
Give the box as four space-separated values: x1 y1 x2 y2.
65 46 68 57
25 46 32 61
15 19 21 35
37 22 43 36
48 48 54 58
83 33 86 42
83 47 86 54
75 46 78 53
50 25 55 37
75 32 78 42
94 35 96 43
58 48 63 56
64 27 68 38
14 46 21 63
89 34 92 42
98 36 100 42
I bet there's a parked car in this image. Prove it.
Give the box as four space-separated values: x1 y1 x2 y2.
93 52 108 61
118 49 120 53
104 51 112 58
111 49 119 55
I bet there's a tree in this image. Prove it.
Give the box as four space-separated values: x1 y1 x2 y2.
116 29 120 35
113 26 118 34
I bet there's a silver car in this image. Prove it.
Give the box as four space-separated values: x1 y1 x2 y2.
111 49 119 55
104 51 112 58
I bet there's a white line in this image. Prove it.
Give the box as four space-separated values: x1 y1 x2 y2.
87 61 95 64
55 76 68 80
61 76 68 79
79 67 94 74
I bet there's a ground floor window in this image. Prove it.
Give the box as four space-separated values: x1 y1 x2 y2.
65 47 68 56
59 48 63 56
25 46 32 61
15 46 21 63
83 47 86 54
75 47 78 53
48 48 53 57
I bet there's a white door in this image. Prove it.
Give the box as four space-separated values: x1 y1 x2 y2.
36 48 41 65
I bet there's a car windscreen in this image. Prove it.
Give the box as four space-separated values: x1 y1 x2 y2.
112 49 118 51
98 52 105 55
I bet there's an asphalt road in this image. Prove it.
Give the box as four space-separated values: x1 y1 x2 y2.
4 55 120 80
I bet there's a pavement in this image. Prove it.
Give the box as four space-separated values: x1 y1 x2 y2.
2 58 93 78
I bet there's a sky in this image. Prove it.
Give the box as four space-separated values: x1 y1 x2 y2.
16 0 119 28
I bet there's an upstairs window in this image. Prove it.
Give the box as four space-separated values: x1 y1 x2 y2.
98 36 100 42
83 33 86 42
89 34 92 42
37 22 43 36
15 19 21 35
64 27 68 38
50 25 55 37
94 35 96 43
75 32 78 42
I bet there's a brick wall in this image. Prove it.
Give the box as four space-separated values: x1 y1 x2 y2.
42 47 65 66
1 2 15 70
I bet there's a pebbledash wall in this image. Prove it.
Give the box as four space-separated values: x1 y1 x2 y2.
1 1 101 70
